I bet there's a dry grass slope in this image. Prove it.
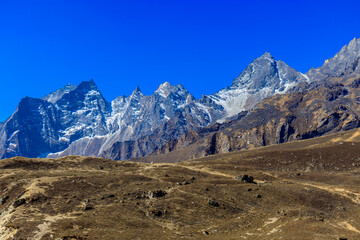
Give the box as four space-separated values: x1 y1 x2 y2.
1 129 360 239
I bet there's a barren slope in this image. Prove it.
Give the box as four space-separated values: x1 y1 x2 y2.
1 131 360 239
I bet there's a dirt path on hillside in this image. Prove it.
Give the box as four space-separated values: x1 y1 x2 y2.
299 182 360 205
179 166 360 206
177 165 235 178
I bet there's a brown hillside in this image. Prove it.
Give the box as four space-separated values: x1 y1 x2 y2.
1 130 360 239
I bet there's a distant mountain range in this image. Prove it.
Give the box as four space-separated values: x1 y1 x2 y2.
1 38 360 161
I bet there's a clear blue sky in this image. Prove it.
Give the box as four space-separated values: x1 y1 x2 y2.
0 0 359 121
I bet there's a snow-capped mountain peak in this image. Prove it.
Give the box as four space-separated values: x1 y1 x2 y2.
76 79 100 93
231 52 278 89
208 53 309 120
258 51 274 60
129 86 143 101
155 82 188 98
155 82 172 97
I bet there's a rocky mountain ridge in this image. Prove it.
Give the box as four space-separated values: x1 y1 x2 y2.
47 51 310 159
1 38 359 160
108 38 360 161
141 79 360 162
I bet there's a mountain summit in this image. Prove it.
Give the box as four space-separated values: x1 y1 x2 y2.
208 52 309 118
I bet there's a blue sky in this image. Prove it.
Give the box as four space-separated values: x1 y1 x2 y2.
0 0 359 121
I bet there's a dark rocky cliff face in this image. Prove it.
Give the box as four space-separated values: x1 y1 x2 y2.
0 80 111 159
0 97 63 158
55 79 111 139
